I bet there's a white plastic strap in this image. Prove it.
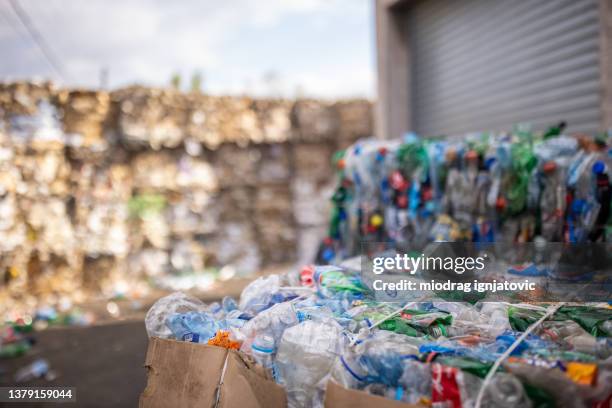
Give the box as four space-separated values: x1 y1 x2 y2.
213 353 230 408
474 302 565 408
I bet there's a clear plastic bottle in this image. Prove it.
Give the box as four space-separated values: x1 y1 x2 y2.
239 275 281 314
479 302 511 337
354 330 421 387
239 301 298 353
329 350 367 390
222 296 238 313
275 320 344 408
398 359 431 404
251 334 277 380
485 373 532 408
165 311 220 343
145 292 206 338
14 358 50 383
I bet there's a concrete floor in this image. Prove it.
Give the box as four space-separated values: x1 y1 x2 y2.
0 274 265 407
0 320 148 407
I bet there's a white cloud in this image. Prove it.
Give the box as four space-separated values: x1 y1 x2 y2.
0 0 374 98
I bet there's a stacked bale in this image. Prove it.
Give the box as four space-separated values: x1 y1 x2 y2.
0 81 373 311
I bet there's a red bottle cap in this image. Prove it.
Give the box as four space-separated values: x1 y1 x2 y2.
496 197 506 210
390 171 406 190
299 265 314 286
397 195 408 208
542 161 557 173
465 150 478 161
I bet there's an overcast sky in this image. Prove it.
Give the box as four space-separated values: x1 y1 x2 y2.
0 0 375 98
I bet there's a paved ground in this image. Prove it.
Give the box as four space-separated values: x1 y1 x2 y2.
0 320 149 407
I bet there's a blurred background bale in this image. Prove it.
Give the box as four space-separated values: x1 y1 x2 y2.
0 81 372 316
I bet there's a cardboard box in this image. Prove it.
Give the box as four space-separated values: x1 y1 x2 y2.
324 381 425 408
140 337 286 408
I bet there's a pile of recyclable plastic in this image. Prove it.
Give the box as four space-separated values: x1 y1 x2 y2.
321 125 612 261
145 264 612 408
0 82 371 321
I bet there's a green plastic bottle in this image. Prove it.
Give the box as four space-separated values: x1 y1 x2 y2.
0 340 32 359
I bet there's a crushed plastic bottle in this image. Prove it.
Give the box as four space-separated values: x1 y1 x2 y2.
239 301 298 352
326 129 612 261
398 359 431 404
354 330 421 386
483 373 533 408
14 358 51 383
142 262 612 408
276 320 345 408
144 292 207 338
251 334 277 380
166 311 220 343
238 275 296 315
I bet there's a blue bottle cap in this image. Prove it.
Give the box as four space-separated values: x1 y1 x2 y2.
592 160 606 175
322 247 335 262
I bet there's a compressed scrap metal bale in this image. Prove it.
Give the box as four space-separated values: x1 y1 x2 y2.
114 87 188 150
57 89 111 153
290 100 339 142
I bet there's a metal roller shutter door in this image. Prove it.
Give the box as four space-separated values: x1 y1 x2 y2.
408 0 602 136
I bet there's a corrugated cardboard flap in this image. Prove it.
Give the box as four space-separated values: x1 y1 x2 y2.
324 380 425 408
139 337 228 408
219 351 287 408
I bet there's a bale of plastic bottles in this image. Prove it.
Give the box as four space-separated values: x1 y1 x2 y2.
320 126 612 262
145 263 612 408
